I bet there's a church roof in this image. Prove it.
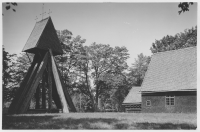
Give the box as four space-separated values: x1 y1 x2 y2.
123 87 141 104
141 47 197 93
22 17 63 55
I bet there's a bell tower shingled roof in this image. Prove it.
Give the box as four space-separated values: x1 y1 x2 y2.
22 17 63 55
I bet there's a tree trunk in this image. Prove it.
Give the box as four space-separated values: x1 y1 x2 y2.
84 64 95 112
95 82 99 111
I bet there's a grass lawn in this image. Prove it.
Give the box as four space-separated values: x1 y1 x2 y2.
2 113 197 129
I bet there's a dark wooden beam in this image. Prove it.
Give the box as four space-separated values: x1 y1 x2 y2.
16 57 42 113
48 56 53 110
49 50 69 113
35 84 40 109
17 52 49 113
50 50 76 112
55 61 77 112
9 55 40 114
52 79 62 109
42 71 46 109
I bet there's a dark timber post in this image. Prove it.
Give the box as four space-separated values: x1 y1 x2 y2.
35 85 40 109
48 56 53 111
42 71 46 109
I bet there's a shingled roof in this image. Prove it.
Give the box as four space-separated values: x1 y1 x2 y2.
141 47 197 93
22 17 63 55
123 87 141 104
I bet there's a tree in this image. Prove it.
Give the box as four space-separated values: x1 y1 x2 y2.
3 2 17 13
150 26 197 53
74 45 96 110
3 47 11 88
128 53 151 86
86 43 129 111
55 34 87 93
56 33 126 112
56 29 73 44
178 2 194 14
98 71 130 111
11 53 33 86
56 29 93 110
3 47 12 103
4 53 33 103
2 47 17 104
71 91 89 112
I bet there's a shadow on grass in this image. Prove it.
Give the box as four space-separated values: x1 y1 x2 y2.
2 115 196 130
135 122 196 130
2 115 118 129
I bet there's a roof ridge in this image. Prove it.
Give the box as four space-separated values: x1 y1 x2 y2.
37 16 50 23
152 46 196 57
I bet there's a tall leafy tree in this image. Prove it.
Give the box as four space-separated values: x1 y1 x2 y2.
86 43 129 110
56 29 92 111
2 47 17 103
98 71 130 111
3 47 12 103
3 47 11 88
150 26 197 53
5 53 33 102
128 53 151 86
55 34 87 94
74 45 95 110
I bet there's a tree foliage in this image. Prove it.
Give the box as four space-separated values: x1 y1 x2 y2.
178 2 193 14
3 47 17 102
56 29 92 111
55 33 87 94
4 2 17 12
150 26 197 53
3 47 11 88
11 53 33 86
86 43 130 110
56 29 73 44
128 53 151 86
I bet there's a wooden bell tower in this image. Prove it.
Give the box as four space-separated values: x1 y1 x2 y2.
8 17 76 114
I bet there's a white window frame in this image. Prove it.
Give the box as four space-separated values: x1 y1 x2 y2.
165 95 175 106
146 100 151 106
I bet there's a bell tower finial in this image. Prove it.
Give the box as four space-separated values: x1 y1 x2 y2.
40 3 46 20
48 9 52 17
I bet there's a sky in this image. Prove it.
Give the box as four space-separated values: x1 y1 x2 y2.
2 2 197 66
